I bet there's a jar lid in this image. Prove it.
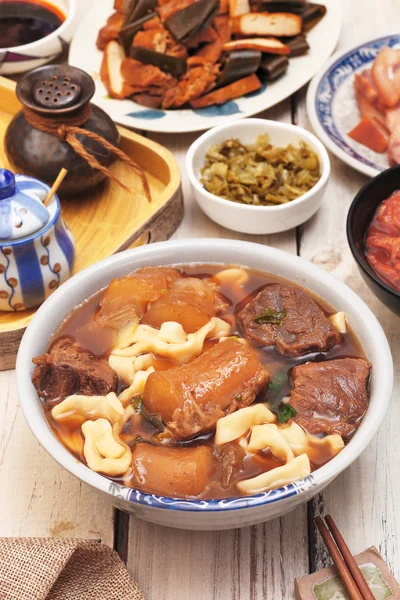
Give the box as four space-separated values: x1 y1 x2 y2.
16 65 95 116
0 169 51 241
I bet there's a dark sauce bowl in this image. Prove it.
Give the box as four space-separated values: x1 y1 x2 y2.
347 164 400 316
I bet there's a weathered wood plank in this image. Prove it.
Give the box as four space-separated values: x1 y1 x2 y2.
296 0 400 576
0 370 115 543
122 101 309 599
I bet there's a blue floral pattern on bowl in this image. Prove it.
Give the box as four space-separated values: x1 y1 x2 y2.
312 35 400 174
108 474 317 512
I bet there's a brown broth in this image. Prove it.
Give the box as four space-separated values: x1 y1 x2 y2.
42 264 367 500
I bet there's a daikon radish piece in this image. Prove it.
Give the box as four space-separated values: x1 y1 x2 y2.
143 338 268 438
142 277 216 333
95 267 180 329
132 443 215 497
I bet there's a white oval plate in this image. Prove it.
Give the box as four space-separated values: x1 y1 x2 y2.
69 0 342 133
307 33 400 178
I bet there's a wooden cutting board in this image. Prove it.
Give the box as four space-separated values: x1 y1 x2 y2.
0 76 183 370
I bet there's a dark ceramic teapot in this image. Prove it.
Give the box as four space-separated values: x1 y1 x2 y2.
5 64 120 198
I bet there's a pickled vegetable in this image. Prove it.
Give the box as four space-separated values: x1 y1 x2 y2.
200 134 321 206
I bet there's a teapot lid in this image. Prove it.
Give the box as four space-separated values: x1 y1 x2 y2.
0 169 51 241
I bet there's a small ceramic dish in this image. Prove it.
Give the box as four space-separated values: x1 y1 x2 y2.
0 169 75 311
307 33 400 178
347 164 400 315
186 119 330 235
16 239 392 530
0 0 78 75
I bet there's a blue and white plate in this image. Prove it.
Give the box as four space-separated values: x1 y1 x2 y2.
69 0 341 133
307 33 400 178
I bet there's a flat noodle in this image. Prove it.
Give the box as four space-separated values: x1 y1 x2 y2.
215 403 276 446
236 453 311 494
82 419 132 477
110 317 230 364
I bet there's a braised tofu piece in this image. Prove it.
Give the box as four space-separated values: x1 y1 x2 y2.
237 284 343 357
121 57 178 91
32 336 118 400
290 358 371 439
143 338 269 438
95 267 181 329
142 277 217 333
162 62 219 108
132 443 216 497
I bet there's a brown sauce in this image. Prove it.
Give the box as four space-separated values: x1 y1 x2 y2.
42 264 367 500
0 0 65 48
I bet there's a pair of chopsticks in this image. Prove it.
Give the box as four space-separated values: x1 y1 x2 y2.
315 515 374 600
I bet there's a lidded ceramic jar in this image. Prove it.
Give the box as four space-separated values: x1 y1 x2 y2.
5 64 120 198
0 169 75 311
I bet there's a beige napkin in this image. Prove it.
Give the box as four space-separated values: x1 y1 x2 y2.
0 538 145 600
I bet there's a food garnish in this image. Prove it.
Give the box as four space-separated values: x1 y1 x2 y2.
253 308 286 325
278 402 297 423
200 134 320 206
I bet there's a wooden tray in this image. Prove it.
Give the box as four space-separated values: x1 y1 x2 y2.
0 76 183 370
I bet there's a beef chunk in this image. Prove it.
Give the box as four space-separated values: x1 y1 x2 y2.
237 284 343 357
32 336 118 400
218 442 245 488
290 358 371 439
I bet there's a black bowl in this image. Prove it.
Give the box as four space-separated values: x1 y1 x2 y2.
347 164 400 316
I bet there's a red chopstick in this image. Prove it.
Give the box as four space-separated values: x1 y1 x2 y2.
315 517 364 600
325 515 375 600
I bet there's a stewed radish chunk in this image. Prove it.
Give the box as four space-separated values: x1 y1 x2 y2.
143 338 269 438
132 443 216 497
142 277 222 333
94 267 181 329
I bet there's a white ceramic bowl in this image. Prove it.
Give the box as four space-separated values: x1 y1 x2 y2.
16 239 392 530
0 0 78 75
186 119 331 235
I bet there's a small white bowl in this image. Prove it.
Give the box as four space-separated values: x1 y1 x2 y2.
16 239 392 530
186 118 331 235
0 0 78 75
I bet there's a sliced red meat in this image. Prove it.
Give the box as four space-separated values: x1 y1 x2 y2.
290 358 371 439
237 284 342 357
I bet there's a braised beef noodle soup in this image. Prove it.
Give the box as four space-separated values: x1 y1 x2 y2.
32 265 371 499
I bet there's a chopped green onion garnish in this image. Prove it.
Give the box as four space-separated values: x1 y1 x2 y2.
278 403 297 423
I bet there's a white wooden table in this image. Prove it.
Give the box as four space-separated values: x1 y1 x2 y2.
1 0 399 597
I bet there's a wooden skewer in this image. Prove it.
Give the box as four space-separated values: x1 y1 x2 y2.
315 517 364 600
325 515 375 600
43 168 68 207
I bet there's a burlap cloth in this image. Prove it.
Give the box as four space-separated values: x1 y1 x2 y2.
0 538 145 600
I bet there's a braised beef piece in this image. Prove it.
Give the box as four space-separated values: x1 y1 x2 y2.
32 336 118 400
237 284 342 357
218 442 245 488
290 358 371 439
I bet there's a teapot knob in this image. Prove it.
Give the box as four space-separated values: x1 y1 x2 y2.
0 170 16 200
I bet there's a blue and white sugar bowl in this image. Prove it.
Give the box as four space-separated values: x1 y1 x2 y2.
0 169 75 311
